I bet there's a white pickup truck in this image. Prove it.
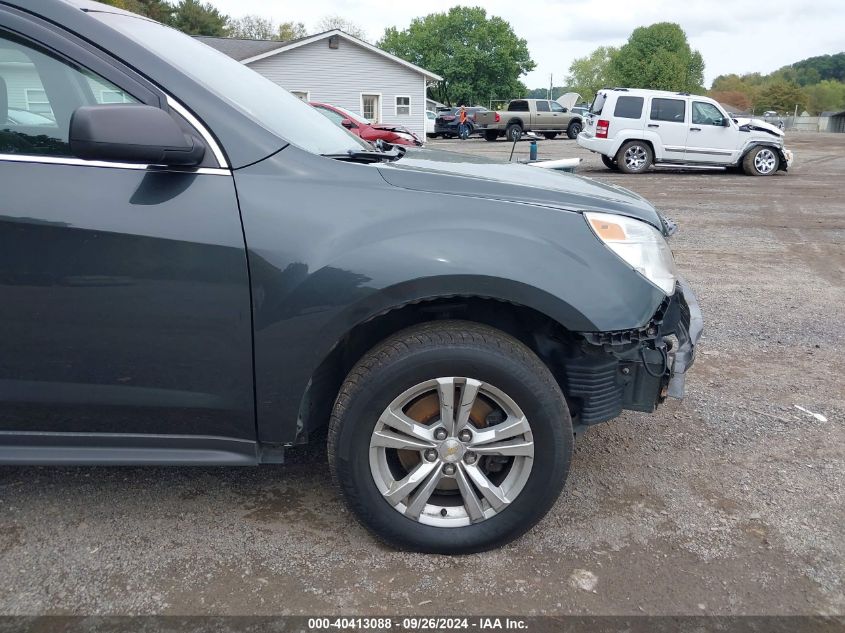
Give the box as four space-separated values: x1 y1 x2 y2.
474 93 582 142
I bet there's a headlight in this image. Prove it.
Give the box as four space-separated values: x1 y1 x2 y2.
584 211 676 295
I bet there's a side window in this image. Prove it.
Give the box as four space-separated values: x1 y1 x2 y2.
550 101 565 113
535 100 550 112
650 98 686 123
614 96 644 119
0 32 138 157
692 101 726 126
508 100 529 112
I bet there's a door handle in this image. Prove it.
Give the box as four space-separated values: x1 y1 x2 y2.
690 127 701 132
647 123 659 128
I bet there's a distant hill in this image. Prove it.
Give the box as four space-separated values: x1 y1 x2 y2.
780 52 845 85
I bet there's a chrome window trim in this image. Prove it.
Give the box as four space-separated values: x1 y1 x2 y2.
0 153 229 175
166 95 228 169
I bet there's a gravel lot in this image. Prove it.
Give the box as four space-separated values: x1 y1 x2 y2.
1 132 843 616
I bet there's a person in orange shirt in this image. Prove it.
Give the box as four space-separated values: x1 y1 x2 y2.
458 105 469 140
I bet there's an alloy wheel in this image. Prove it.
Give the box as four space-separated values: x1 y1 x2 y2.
369 377 534 527
754 149 777 174
624 145 648 171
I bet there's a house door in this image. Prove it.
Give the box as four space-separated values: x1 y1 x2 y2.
361 93 381 123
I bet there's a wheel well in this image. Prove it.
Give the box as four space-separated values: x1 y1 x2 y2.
507 119 524 129
616 138 655 160
297 297 576 440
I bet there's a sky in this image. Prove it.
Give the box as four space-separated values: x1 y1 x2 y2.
210 0 845 88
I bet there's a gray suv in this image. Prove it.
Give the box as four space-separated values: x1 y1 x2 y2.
0 0 701 553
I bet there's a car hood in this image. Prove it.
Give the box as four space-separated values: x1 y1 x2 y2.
734 117 785 137
372 123 416 135
555 92 581 111
377 148 666 231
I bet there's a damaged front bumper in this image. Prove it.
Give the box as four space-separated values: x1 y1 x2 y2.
563 277 703 426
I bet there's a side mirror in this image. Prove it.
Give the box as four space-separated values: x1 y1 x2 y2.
341 118 356 129
561 107 568 113
70 104 205 166
722 117 731 127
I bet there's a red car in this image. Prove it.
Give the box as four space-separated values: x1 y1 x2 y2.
310 102 423 147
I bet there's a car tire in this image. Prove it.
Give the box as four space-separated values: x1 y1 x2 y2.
566 121 582 139
616 141 653 174
543 132 557 140
484 130 499 142
506 124 523 143
328 320 573 554
601 155 619 170
742 146 779 176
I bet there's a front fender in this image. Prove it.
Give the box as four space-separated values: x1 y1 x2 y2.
234 146 665 443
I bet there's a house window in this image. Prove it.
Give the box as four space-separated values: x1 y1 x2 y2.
24 88 52 115
99 89 133 104
395 96 411 116
361 93 381 123
290 90 309 101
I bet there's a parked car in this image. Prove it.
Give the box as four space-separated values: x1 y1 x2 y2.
578 88 793 176
433 106 488 138
475 94 582 142
425 110 436 136
571 105 589 118
762 111 785 130
310 101 422 147
0 0 701 554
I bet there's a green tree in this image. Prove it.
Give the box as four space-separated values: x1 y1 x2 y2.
170 0 228 36
278 21 308 41
804 80 845 113
316 15 368 41
566 46 618 103
754 81 808 114
609 23 704 92
526 86 571 100
227 15 278 39
379 7 535 107
95 0 172 21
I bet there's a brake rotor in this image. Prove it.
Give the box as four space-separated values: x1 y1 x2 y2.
396 387 498 492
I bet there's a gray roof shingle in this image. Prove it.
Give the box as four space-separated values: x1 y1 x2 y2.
194 36 286 61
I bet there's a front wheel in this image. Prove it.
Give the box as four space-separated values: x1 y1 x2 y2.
566 121 582 139
742 146 779 176
328 321 573 554
616 141 653 173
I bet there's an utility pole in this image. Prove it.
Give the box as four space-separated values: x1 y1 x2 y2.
549 73 553 100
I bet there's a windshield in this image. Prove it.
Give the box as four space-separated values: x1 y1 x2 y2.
91 12 368 156
328 104 370 125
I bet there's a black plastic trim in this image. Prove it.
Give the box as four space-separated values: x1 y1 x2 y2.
0 432 259 465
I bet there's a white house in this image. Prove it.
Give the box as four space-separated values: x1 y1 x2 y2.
197 30 442 139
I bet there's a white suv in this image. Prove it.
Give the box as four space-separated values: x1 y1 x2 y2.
578 88 793 176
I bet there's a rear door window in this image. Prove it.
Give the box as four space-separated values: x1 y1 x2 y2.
650 98 686 122
614 96 644 119
535 100 550 112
